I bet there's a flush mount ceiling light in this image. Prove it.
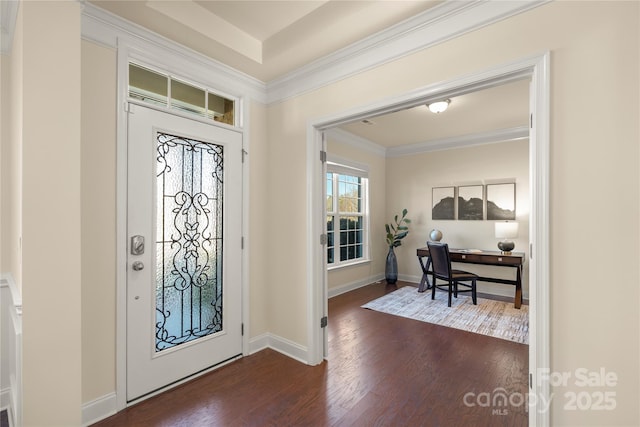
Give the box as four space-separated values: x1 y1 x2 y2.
427 99 450 114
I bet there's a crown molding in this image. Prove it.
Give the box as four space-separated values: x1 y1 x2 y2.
327 125 529 159
386 125 529 157
325 127 387 157
266 0 548 104
80 2 268 104
0 0 19 54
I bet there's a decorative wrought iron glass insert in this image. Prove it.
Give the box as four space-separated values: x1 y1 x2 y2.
155 132 224 352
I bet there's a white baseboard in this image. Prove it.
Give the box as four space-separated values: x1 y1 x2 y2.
398 274 421 284
82 393 117 427
249 333 308 365
327 274 385 299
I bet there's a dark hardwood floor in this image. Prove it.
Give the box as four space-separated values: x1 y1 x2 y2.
93 282 528 426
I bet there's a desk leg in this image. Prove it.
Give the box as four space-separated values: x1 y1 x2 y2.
418 256 432 292
514 265 522 309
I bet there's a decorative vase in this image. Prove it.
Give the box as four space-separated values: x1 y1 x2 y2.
385 246 398 284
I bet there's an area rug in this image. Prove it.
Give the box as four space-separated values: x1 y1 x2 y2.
362 286 528 344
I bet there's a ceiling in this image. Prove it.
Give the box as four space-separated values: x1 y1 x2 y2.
338 79 530 149
90 0 441 82
89 0 529 148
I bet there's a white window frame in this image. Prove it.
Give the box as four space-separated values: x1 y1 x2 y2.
326 158 370 269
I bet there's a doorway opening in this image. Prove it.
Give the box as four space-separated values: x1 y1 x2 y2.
306 53 550 425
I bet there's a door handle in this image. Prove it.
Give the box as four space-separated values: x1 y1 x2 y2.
131 235 145 255
132 261 144 271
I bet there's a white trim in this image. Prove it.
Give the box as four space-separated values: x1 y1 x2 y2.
80 0 546 105
114 41 251 410
386 126 529 157
306 53 551 427
115 42 129 412
241 95 251 359
325 128 386 157
0 273 21 313
306 122 326 366
528 51 551 427
327 258 371 272
80 2 267 104
248 333 309 365
0 273 22 427
327 274 384 299
81 393 117 427
267 0 549 103
0 0 18 54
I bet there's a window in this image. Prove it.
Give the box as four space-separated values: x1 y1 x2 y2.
326 161 369 268
128 63 236 126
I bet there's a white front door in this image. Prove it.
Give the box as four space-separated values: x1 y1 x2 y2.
126 104 243 402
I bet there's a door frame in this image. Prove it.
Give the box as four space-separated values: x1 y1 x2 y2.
306 52 550 426
115 45 250 410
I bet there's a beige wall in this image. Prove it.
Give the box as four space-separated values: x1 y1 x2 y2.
326 139 386 291
327 136 529 299
387 140 530 298
1 1 637 426
248 100 270 337
20 1 83 425
267 2 638 424
81 40 117 403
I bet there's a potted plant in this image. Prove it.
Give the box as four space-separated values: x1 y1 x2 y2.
384 209 411 284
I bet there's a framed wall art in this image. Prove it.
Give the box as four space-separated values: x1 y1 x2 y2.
432 187 455 220
457 185 484 220
486 183 516 220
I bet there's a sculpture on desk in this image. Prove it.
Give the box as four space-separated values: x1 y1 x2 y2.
384 209 411 284
429 229 443 242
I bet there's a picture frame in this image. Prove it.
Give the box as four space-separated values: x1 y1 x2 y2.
457 185 484 220
486 183 516 220
432 187 455 220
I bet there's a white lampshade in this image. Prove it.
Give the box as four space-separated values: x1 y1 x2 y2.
427 99 450 114
495 221 519 239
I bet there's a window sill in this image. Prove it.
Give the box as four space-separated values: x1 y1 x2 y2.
328 258 371 271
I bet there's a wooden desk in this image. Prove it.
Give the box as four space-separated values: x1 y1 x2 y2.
416 247 525 309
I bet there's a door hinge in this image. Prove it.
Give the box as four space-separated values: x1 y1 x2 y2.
241 323 244 336
530 113 533 128
320 233 327 246
124 102 132 113
529 373 533 389
320 316 328 328
242 149 248 163
530 243 533 259
320 150 327 163
241 236 245 250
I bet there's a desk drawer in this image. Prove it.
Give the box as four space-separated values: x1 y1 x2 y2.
453 253 522 266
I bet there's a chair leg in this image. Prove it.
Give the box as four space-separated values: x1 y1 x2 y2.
472 279 477 305
431 277 436 300
447 281 452 307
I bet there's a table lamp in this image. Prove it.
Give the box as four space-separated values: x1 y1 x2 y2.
495 221 518 254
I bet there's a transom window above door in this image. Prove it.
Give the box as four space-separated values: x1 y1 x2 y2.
128 62 236 127
326 161 370 268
